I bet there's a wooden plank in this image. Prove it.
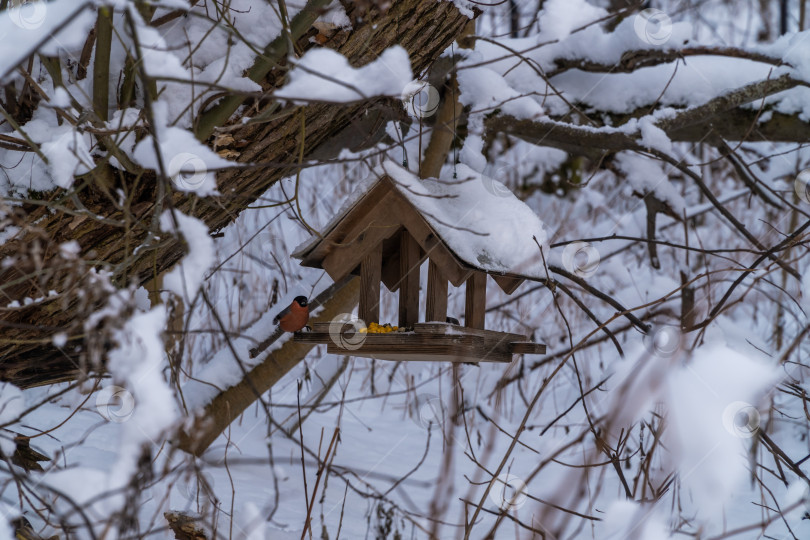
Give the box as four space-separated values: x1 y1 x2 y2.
308 321 408 334
321 193 401 283
332 350 511 363
294 330 479 348
294 330 515 363
418 324 522 363
358 242 382 324
398 230 421 327
425 259 448 322
414 322 525 342
298 181 392 266
290 332 329 343
352 233 402 291
325 333 513 363
509 342 547 355
492 274 525 295
309 322 344 333
307 323 531 345
465 272 487 329
335 332 481 349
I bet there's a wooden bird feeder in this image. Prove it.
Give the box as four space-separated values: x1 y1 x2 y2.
291 162 547 363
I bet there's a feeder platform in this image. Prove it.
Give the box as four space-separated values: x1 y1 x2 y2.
294 322 546 363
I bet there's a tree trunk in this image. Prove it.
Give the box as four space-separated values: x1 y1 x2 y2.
0 0 475 387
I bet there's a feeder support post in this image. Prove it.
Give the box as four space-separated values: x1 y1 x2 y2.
426 259 448 323
359 242 382 324
465 272 486 329
398 230 421 327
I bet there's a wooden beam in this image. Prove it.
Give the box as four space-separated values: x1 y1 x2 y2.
322 333 512 363
296 325 521 363
492 274 524 295
358 242 382 324
465 272 486 329
398 230 421 327
296 178 392 266
334 351 510 363
509 342 547 355
413 322 525 342
321 192 401 283
425 259 448 322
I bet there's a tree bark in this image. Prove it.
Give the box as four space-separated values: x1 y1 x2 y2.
0 0 475 387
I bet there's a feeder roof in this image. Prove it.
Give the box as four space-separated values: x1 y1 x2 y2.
293 161 549 285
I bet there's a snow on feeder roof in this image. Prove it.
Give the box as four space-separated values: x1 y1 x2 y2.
294 161 549 283
292 161 546 363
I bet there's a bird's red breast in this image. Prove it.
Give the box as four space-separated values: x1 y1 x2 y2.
278 301 309 332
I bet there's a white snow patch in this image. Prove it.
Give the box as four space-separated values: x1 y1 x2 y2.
39 127 94 189
5 120 93 193
132 14 190 80
614 152 685 213
107 305 176 444
663 341 780 521
134 286 151 311
638 117 673 153
0 0 94 82
457 66 545 119
275 46 413 103
447 0 475 18
160 210 215 302
0 383 24 456
51 87 71 108
538 0 607 41
0 506 11 540
132 102 231 195
242 502 266 540
59 240 81 258
315 4 351 29
598 500 668 540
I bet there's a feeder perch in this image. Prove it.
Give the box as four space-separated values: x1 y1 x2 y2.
291 161 547 363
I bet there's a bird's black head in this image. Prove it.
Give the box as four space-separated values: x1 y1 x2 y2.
294 296 308 307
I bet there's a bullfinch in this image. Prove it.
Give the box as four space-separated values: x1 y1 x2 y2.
274 296 310 333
